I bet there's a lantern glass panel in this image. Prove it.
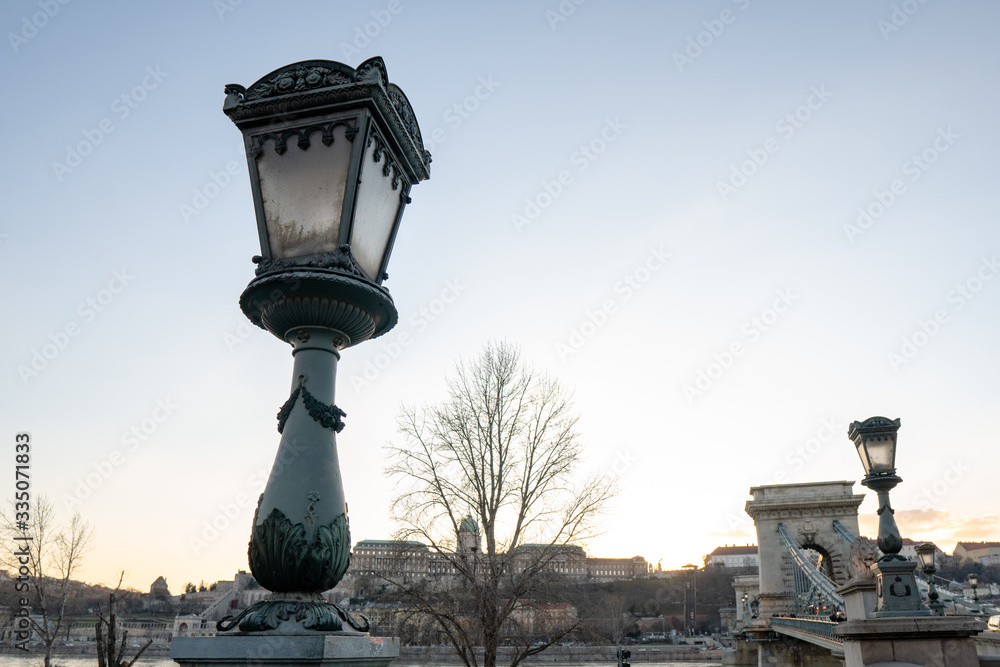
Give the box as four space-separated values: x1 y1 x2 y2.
915 544 935 569
863 437 896 474
854 441 872 476
351 138 404 280
255 123 354 259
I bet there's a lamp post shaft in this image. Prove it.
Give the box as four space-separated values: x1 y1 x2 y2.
215 326 364 633
254 326 347 576
874 488 903 557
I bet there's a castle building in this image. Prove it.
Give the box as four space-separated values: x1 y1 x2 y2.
350 518 649 582
704 544 759 568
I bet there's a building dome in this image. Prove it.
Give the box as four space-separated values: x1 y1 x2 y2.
459 516 478 534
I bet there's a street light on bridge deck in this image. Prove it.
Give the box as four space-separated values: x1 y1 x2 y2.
915 542 944 616
848 416 931 617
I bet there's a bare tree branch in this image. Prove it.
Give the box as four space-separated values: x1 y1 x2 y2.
0 496 93 667
383 341 617 667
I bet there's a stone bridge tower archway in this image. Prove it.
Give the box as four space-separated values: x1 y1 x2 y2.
745 481 864 618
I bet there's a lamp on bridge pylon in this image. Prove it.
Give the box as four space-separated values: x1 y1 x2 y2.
915 543 945 616
848 416 932 617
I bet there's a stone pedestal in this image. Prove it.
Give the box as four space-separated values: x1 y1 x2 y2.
171 634 399 666
872 558 925 617
838 579 878 620
834 615 984 667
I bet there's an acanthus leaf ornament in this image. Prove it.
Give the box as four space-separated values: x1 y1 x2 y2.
248 503 352 593
216 598 370 634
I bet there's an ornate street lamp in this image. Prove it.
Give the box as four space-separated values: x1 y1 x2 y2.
915 543 944 616
969 573 979 603
217 57 430 634
848 416 930 617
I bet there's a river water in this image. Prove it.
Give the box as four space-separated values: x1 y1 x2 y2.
0 657 723 666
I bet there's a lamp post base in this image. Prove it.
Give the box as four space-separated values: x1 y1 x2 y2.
171 634 398 667
216 594 370 634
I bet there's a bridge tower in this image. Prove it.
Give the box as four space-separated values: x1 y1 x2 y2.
745 481 863 619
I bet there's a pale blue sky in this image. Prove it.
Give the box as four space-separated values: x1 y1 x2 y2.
2 1 998 590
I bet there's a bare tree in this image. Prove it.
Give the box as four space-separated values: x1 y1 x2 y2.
385 341 615 667
1 496 94 667
96 573 152 667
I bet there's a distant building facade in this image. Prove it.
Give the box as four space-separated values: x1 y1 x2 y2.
899 538 944 565
954 541 1000 566
149 575 171 601
349 518 649 583
504 600 578 637
704 544 759 568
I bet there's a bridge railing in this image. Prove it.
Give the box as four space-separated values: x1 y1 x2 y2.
776 523 845 611
769 617 843 645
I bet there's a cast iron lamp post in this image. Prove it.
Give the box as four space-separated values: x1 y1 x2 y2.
968 574 979 604
848 417 930 617
216 57 430 634
915 543 944 616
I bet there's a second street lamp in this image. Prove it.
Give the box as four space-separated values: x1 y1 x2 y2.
848 416 930 617
915 543 944 616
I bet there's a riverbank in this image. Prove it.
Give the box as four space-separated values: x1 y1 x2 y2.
399 645 731 663
2 643 731 664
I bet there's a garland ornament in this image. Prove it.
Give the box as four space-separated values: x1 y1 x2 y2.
277 376 347 434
